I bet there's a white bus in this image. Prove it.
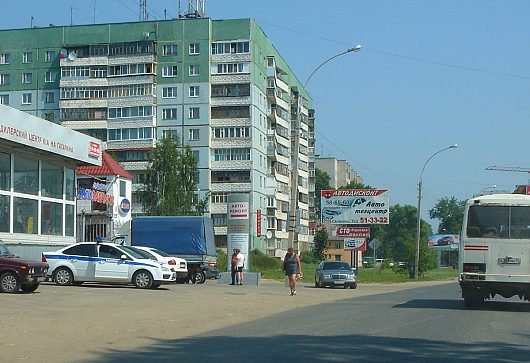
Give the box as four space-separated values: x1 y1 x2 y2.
459 193 530 307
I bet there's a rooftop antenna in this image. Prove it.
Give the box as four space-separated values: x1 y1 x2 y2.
93 0 96 24
139 0 148 21
179 0 205 18
31 16 34 28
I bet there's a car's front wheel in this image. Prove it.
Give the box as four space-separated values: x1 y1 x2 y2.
54 267 73 286
21 283 40 293
133 270 153 289
192 271 206 284
0 272 21 293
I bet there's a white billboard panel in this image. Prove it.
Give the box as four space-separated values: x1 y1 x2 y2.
321 189 389 225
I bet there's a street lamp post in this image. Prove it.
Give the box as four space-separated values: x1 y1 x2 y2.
288 45 362 251
414 144 458 279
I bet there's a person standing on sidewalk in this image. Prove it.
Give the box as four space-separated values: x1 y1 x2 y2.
229 249 238 285
283 248 302 296
236 249 245 285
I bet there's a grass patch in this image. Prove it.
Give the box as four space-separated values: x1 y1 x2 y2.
217 249 458 283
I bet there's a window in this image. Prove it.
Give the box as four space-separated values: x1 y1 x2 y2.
41 201 63 236
189 43 200 55
0 152 10 191
108 106 153 118
211 192 228 204
213 148 251 161
162 86 177 98
189 64 200 76
189 129 199 141
211 83 250 98
22 73 32 84
45 71 56 83
65 168 75 201
189 86 199 97
0 53 10 64
0 74 10 85
189 107 200 119
0 94 9 105
14 155 38 195
162 108 178 120
22 93 32 105
212 127 250 139
120 181 126 197
162 129 178 139
212 63 250 75
13 197 38 234
45 92 55 103
162 65 178 77
22 52 33 63
162 44 178 56
65 205 74 236
211 106 250 119
63 244 97 257
0 195 9 232
41 162 63 199
107 127 153 141
45 51 56 62
211 41 250 55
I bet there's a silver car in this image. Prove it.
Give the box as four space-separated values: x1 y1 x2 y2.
314 260 357 289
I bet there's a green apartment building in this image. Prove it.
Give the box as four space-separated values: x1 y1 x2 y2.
0 17 315 255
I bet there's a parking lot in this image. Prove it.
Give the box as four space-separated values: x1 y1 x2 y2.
2 279 446 362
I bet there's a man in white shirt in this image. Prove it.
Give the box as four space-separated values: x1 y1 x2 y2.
236 249 245 285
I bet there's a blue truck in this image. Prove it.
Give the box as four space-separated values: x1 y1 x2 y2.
130 216 219 284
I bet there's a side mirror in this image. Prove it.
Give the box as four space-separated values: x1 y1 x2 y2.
120 254 128 260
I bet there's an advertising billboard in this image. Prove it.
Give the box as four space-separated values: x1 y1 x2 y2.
321 189 389 225
428 234 460 249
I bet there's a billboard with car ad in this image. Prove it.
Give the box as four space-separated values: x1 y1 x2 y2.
428 234 460 249
321 189 389 225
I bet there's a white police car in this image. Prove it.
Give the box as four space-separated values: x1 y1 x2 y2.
42 242 176 289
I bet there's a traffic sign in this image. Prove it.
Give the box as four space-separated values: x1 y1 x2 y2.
368 238 381 251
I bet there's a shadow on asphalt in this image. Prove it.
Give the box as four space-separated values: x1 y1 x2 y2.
84 333 530 363
394 298 530 312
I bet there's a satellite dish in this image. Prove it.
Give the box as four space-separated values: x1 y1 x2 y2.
59 49 68 59
68 52 77 61
266 231 273 239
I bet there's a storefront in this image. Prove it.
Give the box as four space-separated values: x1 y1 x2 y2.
76 151 133 243
0 104 101 260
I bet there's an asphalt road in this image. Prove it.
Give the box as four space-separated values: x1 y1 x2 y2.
3 279 530 362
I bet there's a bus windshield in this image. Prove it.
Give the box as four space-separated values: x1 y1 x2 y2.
466 205 530 239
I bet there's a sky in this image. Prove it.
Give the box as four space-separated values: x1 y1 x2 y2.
2 0 530 230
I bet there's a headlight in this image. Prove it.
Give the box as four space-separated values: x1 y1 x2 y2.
347 274 355 280
161 266 170 272
29 267 35 274
323 274 331 278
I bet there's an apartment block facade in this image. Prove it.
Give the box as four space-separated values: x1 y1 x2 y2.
0 18 315 256
316 157 363 189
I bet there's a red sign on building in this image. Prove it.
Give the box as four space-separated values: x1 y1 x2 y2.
256 209 261 237
335 226 371 238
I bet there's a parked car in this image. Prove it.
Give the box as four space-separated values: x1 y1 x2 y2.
314 260 357 289
131 246 188 281
42 242 176 289
0 241 48 293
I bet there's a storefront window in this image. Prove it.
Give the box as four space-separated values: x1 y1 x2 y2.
0 195 9 232
41 201 63 236
13 197 38 234
65 168 75 201
42 162 63 199
65 204 74 237
14 156 38 195
0 152 10 191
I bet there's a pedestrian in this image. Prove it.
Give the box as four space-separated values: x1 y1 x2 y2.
282 247 302 296
236 249 245 285
229 249 238 285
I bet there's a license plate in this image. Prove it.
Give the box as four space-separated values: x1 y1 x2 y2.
334 281 345 285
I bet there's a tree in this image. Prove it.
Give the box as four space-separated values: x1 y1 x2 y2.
312 226 328 261
371 204 436 278
315 168 331 221
142 135 208 216
428 197 466 234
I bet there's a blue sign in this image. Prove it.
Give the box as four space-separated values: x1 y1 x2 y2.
119 198 131 214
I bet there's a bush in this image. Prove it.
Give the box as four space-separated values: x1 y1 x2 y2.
249 249 282 271
300 250 318 264
216 248 227 271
